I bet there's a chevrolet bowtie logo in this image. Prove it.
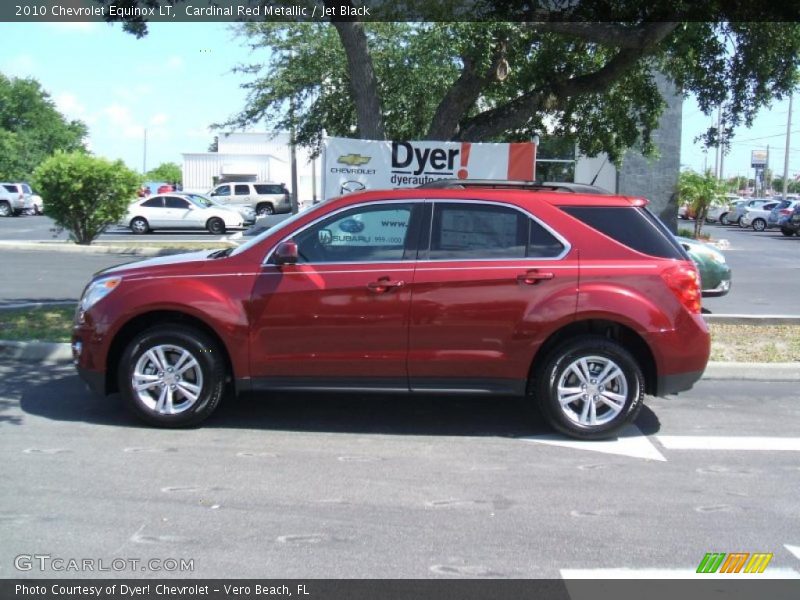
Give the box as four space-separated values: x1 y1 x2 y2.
338 154 371 166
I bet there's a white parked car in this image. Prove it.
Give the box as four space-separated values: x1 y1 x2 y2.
122 193 244 234
739 201 780 231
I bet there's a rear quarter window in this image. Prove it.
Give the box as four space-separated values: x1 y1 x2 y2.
254 184 284 195
562 206 686 259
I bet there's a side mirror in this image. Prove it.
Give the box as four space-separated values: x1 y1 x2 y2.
274 240 298 265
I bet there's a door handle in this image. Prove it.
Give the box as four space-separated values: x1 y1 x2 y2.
517 270 554 285
367 277 405 293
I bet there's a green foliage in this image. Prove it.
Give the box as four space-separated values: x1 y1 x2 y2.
678 170 727 238
146 161 182 184
223 21 799 161
32 153 141 245
0 73 87 180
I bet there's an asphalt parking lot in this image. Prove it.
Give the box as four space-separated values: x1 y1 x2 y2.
1 363 799 579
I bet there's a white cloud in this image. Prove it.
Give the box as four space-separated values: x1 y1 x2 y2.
166 56 185 70
53 92 98 126
149 113 169 127
2 54 38 77
103 104 146 140
185 126 215 139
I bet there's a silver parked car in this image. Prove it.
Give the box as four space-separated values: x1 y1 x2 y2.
727 198 772 226
122 193 244 234
0 182 34 217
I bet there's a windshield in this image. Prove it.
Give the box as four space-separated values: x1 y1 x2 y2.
230 209 313 257
187 194 213 208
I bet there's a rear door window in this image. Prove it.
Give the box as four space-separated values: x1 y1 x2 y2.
164 196 190 209
425 202 565 260
234 184 250 196
142 197 164 208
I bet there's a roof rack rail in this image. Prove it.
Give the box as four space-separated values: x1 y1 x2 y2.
417 179 612 195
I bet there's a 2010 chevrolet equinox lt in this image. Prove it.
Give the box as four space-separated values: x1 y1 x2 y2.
73 180 710 439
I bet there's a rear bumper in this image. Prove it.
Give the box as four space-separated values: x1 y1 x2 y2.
656 369 704 396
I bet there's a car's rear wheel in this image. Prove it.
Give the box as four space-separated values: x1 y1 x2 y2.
206 217 226 234
780 228 795 237
0 201 10 217
532 337 644 440
752 218 766 232
118 325 226 427
720 212 730 225
256 203 275 216
130 217 149 234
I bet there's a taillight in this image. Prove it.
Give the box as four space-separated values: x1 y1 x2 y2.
661 264 702 314
780 209 791 215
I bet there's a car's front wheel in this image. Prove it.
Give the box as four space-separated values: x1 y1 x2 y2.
532 337 644 440
118 325 226 427
752 218 767 232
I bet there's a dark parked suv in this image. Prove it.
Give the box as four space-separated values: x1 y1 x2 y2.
73 181 710 439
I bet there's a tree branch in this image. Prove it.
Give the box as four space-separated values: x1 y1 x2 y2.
426 43 507 140
458 22 679 141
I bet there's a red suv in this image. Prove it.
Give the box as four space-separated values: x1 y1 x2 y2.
72 181 710 439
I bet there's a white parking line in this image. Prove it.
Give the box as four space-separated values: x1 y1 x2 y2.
521 425 667 461
657 436 800 451
786 545 800 561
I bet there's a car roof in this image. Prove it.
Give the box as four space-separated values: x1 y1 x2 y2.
329 185 648 208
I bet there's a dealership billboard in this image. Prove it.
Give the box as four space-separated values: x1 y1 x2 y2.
322 137 537 200
751 150 768 168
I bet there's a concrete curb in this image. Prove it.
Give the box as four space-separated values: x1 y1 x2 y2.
0 340 73 362
0 240 235 256
1 340 797 380
704 314 800 326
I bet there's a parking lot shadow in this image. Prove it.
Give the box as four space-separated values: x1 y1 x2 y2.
11 362 661 439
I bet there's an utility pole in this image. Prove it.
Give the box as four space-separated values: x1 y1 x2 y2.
714 106 722 178
142 128 147 174
783 92 793 199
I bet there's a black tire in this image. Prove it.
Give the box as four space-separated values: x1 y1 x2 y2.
780 228 796 237
206 217 226 234
720 213 729 225
130 217 150 234
531 336 645 440
0 201 11 217
118 325 226 427
256 203 275 216
752 218 766 232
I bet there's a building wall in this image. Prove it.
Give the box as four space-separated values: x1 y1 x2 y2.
574 72 683 231
184 132 321 202
617 73 683 231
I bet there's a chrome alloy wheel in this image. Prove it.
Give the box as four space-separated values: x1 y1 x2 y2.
132 344 204 415
556 355 628 427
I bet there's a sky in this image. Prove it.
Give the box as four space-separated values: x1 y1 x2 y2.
1 21 797 184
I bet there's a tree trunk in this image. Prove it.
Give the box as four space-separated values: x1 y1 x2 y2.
328 9 385 140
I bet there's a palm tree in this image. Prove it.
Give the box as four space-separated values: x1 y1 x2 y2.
677 170 726 238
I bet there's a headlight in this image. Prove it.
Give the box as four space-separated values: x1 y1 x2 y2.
80 276 122 311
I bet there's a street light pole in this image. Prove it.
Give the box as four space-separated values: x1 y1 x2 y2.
142 128 147 174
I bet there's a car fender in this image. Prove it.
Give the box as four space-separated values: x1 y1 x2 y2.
95 273 253 378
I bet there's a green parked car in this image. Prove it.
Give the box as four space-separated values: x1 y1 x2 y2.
677 237 732 297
